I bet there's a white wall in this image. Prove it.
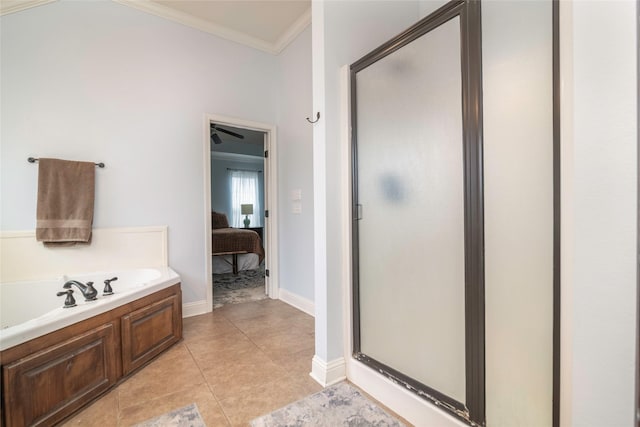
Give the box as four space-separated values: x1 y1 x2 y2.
563 1 638 426
312 0 420 365
0 0 279 305
276 26 315 302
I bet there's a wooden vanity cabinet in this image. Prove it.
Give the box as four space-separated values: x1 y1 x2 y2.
2 323 118 427
121 293 182 375
0 284 182 427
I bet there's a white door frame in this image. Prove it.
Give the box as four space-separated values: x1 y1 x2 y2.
203 113 279 310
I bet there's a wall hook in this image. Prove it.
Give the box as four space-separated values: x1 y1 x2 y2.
306 112 321 124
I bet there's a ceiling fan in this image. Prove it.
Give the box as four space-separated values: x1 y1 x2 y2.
210 124 245 144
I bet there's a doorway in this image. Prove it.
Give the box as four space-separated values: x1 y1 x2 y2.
203 114 279 312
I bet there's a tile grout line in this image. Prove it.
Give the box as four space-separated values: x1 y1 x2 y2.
183 336 234 426
210 301 288 426
221 301 318 383
60 300 316 427
223 302 323 405
116 389 121 427
215 300 323 423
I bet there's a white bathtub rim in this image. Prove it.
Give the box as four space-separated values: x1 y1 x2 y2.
0 266 181 352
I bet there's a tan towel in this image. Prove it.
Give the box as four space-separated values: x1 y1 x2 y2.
36 158 95 246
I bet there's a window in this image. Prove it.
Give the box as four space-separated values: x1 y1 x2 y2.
230 170 261 227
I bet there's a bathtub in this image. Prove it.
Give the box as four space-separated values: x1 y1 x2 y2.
0 266 181 351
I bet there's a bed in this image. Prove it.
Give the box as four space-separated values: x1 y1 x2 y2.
212 211 264 274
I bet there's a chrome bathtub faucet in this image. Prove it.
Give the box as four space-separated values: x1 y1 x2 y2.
63 280 98 301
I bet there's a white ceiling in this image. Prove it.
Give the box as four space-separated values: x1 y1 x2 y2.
0 0 56 15
0 0 311 55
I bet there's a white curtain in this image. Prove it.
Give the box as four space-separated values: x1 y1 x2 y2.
230 170 261 227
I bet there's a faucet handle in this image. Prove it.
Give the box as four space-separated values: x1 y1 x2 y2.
103 277 117 296
84 282 98 301
56 289 77 308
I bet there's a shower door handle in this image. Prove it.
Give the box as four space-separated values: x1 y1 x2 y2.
354 204 363 220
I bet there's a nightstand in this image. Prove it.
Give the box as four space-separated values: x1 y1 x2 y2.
245 226 263 241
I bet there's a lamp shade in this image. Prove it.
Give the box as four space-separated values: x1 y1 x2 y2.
241 204 253 215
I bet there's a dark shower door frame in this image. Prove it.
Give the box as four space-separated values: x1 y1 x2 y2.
350 0 485 425
350 1 561 426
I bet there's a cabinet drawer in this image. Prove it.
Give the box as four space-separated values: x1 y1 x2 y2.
121 294 182 375
2 323 117 427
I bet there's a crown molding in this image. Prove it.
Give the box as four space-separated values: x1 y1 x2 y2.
273 6 311 53
0 0 57 16
0 0 310 55
113 0 309 55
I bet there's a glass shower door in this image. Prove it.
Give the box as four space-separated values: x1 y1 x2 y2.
351 1 485 423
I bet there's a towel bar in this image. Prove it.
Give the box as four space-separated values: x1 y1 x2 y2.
28 157 105 168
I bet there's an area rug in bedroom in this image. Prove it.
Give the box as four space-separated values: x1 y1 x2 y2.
213 266 266 308
250 382 407 427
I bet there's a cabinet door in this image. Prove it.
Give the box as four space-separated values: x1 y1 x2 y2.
3 323 117 427
121 294 182 375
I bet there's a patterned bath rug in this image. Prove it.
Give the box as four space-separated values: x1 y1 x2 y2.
133 403 206 427
250 382 407 427
213 266 267 308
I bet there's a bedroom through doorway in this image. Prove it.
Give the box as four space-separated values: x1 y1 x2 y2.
210 121 269 309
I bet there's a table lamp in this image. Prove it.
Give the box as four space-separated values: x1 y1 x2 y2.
241 204 253 228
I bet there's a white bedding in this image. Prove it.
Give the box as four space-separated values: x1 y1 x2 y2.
212 253 260 274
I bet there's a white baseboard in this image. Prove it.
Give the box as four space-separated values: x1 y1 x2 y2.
182 300 210 318
278 287 315 317
310 355 346 387
347 358 467 427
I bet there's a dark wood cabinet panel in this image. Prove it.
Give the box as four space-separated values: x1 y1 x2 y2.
1 284 182 427
2 323 117 427
121 294 182 375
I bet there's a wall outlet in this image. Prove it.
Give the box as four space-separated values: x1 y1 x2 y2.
292 201 302 214
291 189 302 201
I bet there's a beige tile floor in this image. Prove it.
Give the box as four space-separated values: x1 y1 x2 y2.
62 298 322 427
